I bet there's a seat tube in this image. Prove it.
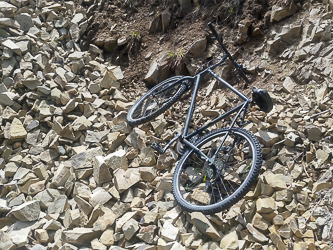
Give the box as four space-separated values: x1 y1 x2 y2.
182 75 201 137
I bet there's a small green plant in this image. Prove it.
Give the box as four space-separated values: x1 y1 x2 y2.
131 30 140 38
196 3 200 8
281 92 285 97
203 175 207 181
185 183 190 192
307 84 312 89
227 3 235 14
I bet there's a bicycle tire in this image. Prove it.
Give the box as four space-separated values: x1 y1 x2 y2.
172 127 262 215
127 76 187 126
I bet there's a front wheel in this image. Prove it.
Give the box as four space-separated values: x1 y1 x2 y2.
172 127 262 215
127 76 188 126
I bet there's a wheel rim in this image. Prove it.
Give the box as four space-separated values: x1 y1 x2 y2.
174 130 256 211
131 79 183 120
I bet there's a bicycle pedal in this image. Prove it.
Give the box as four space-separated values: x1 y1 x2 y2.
151 141 164 154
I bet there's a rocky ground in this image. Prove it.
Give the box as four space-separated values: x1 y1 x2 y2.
0 0 333 250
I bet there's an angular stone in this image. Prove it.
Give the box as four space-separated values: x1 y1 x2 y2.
3 39 21 56
93 156 112 185
100 229 114 246
93 207 117 231
104 150 128 171
85 130 110 143
9 200 40 221
264 172 287 190
40 149 59 163
220 230 238 249
100 73 120 89
90 189 112 207
156 148 177 169
122 218 139 240
73 116 92 131
114 168 141 193
48 195 68 214
252 213 269 231
15 13 34 32
283 77 297 94
188 38 207 57
305 125 321 142
161 220 179 241
0 18 20 29
73 182 92 200
35 229 49 243
247 223 269 242
72 148 103 170
9 118 27 139
62 228 102 246
256 197 276 213
139 147 156 166
271 3 297 22
256 130 279 147
8 221 36 247
125 128 146 150
107 132 126 151
136 225 157 244
0 2 17 13
139 167 157 182
74 196 93 216
115 211 137 232
190 212 220 240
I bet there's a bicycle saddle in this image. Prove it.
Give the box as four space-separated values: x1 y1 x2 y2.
252 87 273 113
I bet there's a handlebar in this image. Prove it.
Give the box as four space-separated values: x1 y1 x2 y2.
208 22 220 42
207 22 250 84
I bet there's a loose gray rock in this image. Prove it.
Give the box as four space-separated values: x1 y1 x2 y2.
9 200 41 221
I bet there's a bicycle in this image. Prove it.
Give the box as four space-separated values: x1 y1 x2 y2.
126 23 273 215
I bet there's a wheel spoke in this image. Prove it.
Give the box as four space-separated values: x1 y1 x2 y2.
173 128 261 214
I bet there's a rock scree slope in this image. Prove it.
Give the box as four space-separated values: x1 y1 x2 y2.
0 0 333 249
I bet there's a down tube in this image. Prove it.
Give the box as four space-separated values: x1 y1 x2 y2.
185 101 246 140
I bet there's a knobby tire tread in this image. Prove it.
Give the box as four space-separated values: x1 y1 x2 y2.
172 127 262 215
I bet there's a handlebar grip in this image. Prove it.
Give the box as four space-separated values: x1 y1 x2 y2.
208 22 219 41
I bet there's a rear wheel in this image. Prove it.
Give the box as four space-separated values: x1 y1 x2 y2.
172 127 262 214
127 76 189 126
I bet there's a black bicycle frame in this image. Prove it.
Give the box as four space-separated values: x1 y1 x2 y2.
176 56 251 163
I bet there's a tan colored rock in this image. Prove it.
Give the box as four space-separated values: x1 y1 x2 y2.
62 228 102 245
264 172 287 190
93 156 112 185
91 238 107 250
190 212 220 240
156 148 177 169
105 150 128 171
220 230 238 249
93 207 117 231
246 223 269 242
9 118 27 139
114 168 140 193
34 229 49 243
252 213 269 231
139 147 156 166
100 229 114 246
256 197 276 213
256 130 279 147
161 220 179 241
271 3 297 22
122 218 139 240
90 189 112 207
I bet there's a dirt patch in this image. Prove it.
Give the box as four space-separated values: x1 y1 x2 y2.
84 0 282 87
